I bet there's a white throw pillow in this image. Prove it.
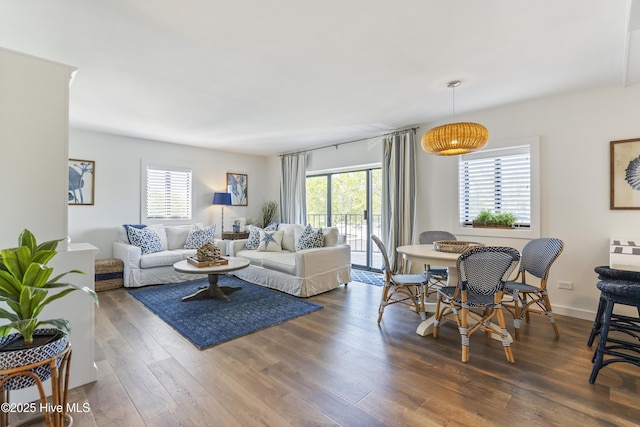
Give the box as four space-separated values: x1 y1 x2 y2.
257 229 284 252
278 223 297 252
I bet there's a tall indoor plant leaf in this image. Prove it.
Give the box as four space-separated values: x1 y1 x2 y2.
0 229 98 345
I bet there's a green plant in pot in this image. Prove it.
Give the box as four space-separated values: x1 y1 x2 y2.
473 210 494 226
0 229 99 390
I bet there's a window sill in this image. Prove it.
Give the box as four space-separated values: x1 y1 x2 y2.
454 225 540 240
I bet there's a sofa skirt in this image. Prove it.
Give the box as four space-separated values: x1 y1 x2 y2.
232 264 351 297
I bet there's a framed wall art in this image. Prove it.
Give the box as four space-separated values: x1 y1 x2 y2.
68 159 95 205
611 138 640 209
227 172 248 206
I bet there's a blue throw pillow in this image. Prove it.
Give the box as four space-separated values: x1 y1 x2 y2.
296 224 325 251
123 224 146 243
184 225 216 249
244 225 262 250
127 227 163 255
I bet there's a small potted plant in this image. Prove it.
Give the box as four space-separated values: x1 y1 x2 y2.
0 229 99 390
472 210 517 229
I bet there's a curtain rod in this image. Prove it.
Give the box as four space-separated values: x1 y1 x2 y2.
279 126 418 157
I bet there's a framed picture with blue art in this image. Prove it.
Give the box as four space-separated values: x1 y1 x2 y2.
68 159 94 205
227 172 247 206
611 138 640 209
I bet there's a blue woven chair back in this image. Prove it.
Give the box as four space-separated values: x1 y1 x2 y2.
458 247 521 295
371 234 394 276
519 238 564 279
419 231 456 245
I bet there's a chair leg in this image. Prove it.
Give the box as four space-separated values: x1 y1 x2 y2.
459 305 470 363
588 295 606 347
512 290 522 340
433 293 442 338
540 291 559 338
496 306 515 363
589 297 615 384
377 285 390 325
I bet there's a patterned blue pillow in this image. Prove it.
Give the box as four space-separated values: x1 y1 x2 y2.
123 224 146 243
184 225 216 249
244 223 278 250
127 227 163 255
296 224 325 250
244 225 262 250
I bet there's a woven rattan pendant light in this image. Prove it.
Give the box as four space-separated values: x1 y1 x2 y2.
421 80 489 156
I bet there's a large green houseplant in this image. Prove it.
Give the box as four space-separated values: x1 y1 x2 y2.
0 229 98 347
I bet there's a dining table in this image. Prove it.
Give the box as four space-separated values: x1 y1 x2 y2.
396 244 513 343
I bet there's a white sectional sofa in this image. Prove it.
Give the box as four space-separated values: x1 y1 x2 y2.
113 223 225 287
229 223 351 297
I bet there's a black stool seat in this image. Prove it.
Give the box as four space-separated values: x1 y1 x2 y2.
588 266 640 384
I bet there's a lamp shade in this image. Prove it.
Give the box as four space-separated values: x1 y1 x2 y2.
212 192 232 205
421 122 489 156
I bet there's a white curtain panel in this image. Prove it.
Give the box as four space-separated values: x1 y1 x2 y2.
382 130 417 272
280 153 307 224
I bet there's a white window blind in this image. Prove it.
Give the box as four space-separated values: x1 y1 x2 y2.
146 167 192 219
458 145 531 226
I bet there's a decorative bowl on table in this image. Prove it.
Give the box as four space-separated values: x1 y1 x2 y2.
433 240 484 253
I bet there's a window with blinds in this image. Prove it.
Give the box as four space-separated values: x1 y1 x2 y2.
145 167 192 219
458 145 531 227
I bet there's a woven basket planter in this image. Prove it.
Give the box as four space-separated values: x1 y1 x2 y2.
472 221 515 229
0 328 68 391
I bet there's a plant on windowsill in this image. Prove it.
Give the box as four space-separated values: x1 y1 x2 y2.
0 229 99 390
472 210 517 229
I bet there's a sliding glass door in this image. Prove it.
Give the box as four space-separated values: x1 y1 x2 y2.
306 168 382 271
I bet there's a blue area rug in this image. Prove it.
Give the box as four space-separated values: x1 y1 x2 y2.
128 276 323 349
351 269 385 286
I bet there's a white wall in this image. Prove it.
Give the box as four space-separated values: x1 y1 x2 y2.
0 48 75 247
68 129 277 258
416 83 640 319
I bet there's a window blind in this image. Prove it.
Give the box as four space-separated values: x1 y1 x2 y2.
146 167 192 219
458 146 531 226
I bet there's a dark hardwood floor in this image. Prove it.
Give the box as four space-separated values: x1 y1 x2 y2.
20 280 640 426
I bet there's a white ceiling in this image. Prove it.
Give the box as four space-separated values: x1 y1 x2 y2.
2 0 640 156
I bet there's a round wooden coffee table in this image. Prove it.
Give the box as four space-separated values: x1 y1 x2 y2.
173 257 250 302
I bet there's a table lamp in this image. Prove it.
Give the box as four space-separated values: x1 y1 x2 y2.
213 192 232 233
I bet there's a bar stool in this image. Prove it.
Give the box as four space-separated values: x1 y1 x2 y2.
588 266 640 384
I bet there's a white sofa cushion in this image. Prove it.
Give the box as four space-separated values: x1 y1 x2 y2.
261 252 296 275
140 249 196 268
278 224 303 252
322 227 339 247
166 225 193 250
236 249 290 266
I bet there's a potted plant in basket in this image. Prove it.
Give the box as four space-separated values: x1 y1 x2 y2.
0 229 98 390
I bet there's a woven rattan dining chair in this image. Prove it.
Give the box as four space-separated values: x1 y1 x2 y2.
503 238 564 340
433 246 521 363
371 235 428 326
419 231 457 295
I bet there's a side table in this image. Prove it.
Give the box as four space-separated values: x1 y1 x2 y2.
221 231 250 255
222 231 250 240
